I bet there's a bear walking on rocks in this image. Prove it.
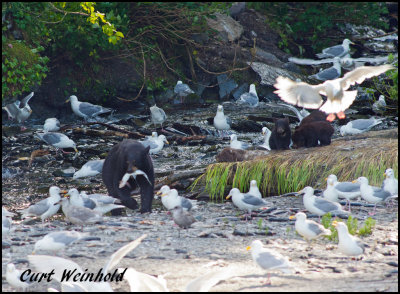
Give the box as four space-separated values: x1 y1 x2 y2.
269 117 291 150
102 139 154 214
292 121 334 148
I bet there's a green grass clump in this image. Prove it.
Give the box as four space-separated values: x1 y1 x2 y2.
358 217 376 236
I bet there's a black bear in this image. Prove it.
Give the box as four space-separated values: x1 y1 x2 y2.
102 139 154 214
300 110 327 127
292 121 334 148
269 117 291 150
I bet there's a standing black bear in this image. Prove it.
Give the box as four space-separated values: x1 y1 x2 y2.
102 139 154 214
300 110 327 126
269 117 291 150
292 121 334 148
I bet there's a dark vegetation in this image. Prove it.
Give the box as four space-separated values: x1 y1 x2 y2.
2 2 397 105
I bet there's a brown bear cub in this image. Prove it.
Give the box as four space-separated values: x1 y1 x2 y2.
292 121 334 148
269 117 291 150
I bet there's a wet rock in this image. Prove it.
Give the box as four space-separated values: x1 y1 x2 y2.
206 13 244 42
231 119 262 132
217 74 238 99
255 47 283 67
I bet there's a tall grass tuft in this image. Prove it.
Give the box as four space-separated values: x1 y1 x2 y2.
190 138 398 202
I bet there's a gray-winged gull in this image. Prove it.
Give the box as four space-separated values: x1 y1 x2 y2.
174 80 195 103
43 118 60 132
316 39 354 59
66 95 112 120
82 192 123 206
324 174 361 212
382 168 398 196
340 117 383 136
332 221 365 256
355 176 395 215
28 234 147 292
2 207 14 237
289 212 331 241
73 159 104 179
57 197 103 227
20 186 66 224
157 185 193 211
226 188 268 219
150 104 167 129
239 83 259 107
140 134 169 154
230 134 250 150
6 263 31 291
33 230 89 254
3 92 34 130
372 95 387 113
36 132 78 153
299 186 349 218
260 126 271 150
248 180 262 198
213 104 231 136
273 64 395 122
171 205 196 229
246 240 294 285
68 188 124 215
310 57 341 81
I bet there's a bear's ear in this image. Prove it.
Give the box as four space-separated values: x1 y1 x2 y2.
144 145 151 154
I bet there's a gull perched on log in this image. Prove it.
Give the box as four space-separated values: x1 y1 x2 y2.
273 64 395 122
316 39 354 59
66 95 112 120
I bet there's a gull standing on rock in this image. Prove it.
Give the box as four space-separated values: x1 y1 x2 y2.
57 197 103 228
66 95 112 120
19 186 67 225
372 95 387 113
340 117 384 136
332 221 366 256
174 80 195 103
213 104 231 137
149 104 167 129
239 83 259 107
230 134 250 150
246 240 294 285
36 132 78 154
273 64 395 122
289 212 331 242
299 186 349 218
171 206 196 229
355 176 395 215
316 39 354 59
43 118 60 132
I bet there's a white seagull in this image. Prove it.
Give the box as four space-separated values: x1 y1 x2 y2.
332 221 366 256
239 84 259 107
157 185 193 211
150 104 167 129
36 132 78 153
174 80 195 103
73 159 104 179
273 64 395 122
260 126 271 150
289 212 331 241
43 118 60 132
340 117 384 136
382 168 398 196
310 57 341 81
316 39 354 59
213 104 231 136
230 134 250 150
66 95 112 120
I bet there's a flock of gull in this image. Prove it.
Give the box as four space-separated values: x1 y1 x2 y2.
2 38 398 291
